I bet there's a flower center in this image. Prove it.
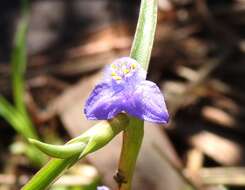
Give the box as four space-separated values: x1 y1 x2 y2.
110 60 137 81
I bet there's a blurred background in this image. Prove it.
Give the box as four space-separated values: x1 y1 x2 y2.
0 0 245 190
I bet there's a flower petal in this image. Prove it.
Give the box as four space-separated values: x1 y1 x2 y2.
125 80 169 124
84 83 124 120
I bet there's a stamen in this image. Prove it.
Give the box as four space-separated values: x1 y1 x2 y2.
111 72 117 76
123 69 130 74
113 76 122 80
131 63 137 69
111 64 117 69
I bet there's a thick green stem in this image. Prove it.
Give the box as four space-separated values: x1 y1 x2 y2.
22 114 129 190
130 0 158 70
117 118 144 190
117 0 158 189
21 157 79 190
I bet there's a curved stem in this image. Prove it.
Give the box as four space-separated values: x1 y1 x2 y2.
22 114 129 190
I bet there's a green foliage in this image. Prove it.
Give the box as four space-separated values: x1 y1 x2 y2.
11 1 29 115
0 0 45 166
22 114 129 190
29 140 86 159
30 114 129 159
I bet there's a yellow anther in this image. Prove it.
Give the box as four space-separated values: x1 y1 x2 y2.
111 64 117 69
131 63 137 69
111 72 117 76
123 69 130 74
113 76 122 80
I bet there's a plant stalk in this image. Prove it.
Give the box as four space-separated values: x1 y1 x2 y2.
116 118 144 190
116 0 158 189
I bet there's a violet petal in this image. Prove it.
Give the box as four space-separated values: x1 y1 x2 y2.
126 80 169 124
84 83 124 120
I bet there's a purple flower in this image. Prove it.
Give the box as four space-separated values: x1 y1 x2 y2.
84 57 169 124
97 186 110 190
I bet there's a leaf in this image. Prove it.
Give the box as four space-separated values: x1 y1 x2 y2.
29 139 86 159
11 0 29 115
0 96 36 139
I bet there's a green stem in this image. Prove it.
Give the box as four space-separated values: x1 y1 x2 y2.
21 114 129 190
22 157 79 190
117 0 158 189
117 118 144 190
130 0 158 70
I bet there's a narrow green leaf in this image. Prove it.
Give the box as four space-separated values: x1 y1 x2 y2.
0 0 46 166
0 96 36 139
22 114 129 190
29 139 86 159
29 114 129 159
9 0 40 143
11 7 29 115
0 96 45 166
